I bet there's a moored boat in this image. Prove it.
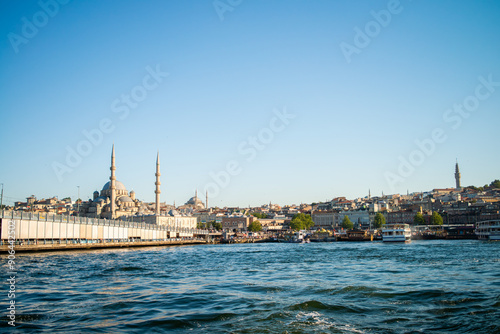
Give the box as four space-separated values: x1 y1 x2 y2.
338 229 373 242
475 220 500 241
382 224 411 242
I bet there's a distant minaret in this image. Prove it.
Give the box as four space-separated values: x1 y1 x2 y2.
455 160 461 189
368 189 371 199
205 190 208 209
155 152 161 215
110 145 116 219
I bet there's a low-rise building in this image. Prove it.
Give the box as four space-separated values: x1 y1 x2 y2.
222 215 255 232
311 211 335 230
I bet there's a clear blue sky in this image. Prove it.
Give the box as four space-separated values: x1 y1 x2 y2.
1 0 499 207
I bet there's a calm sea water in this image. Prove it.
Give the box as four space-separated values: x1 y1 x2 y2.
4 240 500 333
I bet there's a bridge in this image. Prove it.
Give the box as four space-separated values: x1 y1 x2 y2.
0 210 216 252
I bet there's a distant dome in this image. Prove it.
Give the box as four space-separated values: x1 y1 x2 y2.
187 196 204 206
102 181 127 191
94 196 107 203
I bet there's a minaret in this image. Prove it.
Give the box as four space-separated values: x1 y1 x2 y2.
455 160 461 189
205 190 208 209
155 151 161 215
110 145 116 219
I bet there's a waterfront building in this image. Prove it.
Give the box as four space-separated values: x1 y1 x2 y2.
311 211 335 230
256 218 287 232
192 209 219 225
334 210 371 229
222 215 256 233
384 209 421 225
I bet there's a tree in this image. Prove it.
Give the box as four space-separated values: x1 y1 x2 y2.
490 179 500 189
290 213 315 231
248 220 262 232
373 212 386 229
430 211 443 225
414 212 425 225
341 215 353 230
212 222 222 231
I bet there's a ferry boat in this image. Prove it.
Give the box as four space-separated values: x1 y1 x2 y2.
475 220 500 241
382 224 411 242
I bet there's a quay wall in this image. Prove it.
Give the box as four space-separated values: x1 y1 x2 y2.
0 239 205 253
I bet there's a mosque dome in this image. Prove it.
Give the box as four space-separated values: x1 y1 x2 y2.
102 181 127 192
118 196 134 203
168 209 180 216
187 196 204 206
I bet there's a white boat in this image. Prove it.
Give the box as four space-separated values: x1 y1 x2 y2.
475 220 500 241
291 230 309 243
382 224 411 242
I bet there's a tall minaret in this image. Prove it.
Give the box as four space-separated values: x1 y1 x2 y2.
205 190 208 209
110 145 116 219
155 151 161 215
455 160 461 189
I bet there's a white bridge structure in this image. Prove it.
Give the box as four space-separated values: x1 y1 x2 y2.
0 210 209 245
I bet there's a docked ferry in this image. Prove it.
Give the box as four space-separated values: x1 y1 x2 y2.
382 224 411 242
475 220 500 241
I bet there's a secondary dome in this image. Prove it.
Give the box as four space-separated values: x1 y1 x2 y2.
118 196 134 203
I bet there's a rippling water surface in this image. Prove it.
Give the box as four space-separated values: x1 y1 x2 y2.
5 240 500 333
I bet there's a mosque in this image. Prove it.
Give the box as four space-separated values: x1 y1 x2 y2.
79 146 198 230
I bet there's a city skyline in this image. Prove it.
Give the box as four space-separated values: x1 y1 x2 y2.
1 1 499 207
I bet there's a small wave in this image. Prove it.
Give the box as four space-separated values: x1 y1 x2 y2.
119 266 144 272
16 313 46 322
288 300 329 311
287 300 364 314
383 317 410 324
